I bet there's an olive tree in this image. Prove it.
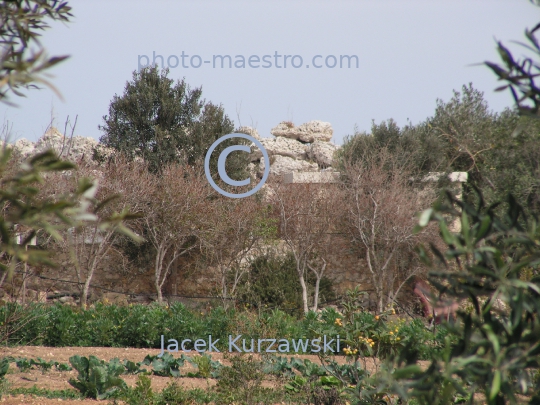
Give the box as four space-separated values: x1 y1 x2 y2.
99 66 249 178
0 0 72 103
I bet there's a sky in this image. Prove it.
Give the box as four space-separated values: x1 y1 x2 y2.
2 0 538 145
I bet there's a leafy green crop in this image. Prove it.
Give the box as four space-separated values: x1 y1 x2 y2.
285 375 308 393
3 357 71 373
15 357 32 372
264 355 296 378
122 359 147 375
141 353 185 377
68 355 127 399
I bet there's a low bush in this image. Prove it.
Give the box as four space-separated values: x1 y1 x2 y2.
186 353 223 378
238 253 336 315
113 375 218 405
0 358 8 380
0 299 447 359
0 357 9 399
216 353 267 405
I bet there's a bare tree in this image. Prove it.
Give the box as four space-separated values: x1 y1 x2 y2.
340 149 436 312
199 195 275 306
52 158 142 308
269 181 340 314
130 164 212 304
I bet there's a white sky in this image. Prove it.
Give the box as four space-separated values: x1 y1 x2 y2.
2 0 538 145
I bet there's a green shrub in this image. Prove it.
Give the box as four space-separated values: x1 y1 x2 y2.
0 357 8 381
119 374 155 405
186 353 223 378
116 375 217 405
0 299 448 359
216 353 266 405
239 253 336 315
0 302 50 346
44 304 92 346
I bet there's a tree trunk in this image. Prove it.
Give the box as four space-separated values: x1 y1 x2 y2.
80 253 100 309
309 260 326 312
80 257 99 309
298 271 309 314
0 269 6 290
312 276 321 312
154 245 165 304
21 261 27 304
156 278 163 304
81 276 92 309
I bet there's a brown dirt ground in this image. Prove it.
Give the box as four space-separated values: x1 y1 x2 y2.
1 345 378 404
2 346 506 405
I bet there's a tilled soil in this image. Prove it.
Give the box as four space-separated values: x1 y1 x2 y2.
0 345 368 404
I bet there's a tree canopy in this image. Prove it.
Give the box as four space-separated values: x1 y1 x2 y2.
337 84 540 216
99 66 249 179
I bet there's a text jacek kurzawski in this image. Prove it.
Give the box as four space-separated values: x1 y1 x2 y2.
158 335 340 356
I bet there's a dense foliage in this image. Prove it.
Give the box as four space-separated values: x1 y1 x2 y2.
485 15 540 119
0 301 445 360
99 66 249 179
238 253 336 315
337 85 540 216
343 191 540 405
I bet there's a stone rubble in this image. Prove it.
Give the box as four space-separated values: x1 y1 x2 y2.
7 121 342 177
259 154 319 177
236 126 261 140
243 120 341 177
307 140 340 168
250 136 309 161
270 120 333 143
7 127 114 163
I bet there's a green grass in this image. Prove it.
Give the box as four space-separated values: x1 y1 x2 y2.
8 385 83 399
